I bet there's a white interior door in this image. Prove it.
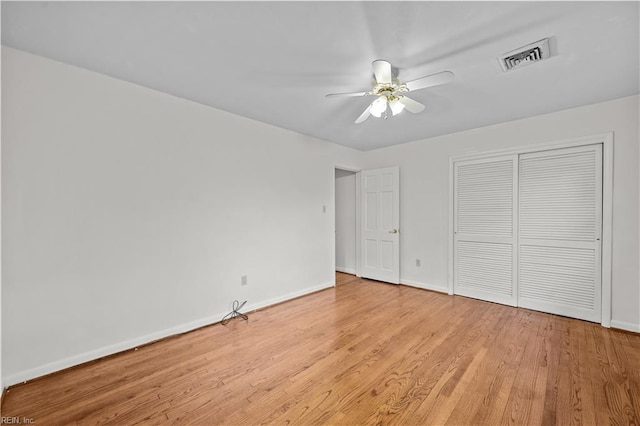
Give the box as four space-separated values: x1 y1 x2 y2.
518 145 602 322
360 167 400 284
454 155 518 306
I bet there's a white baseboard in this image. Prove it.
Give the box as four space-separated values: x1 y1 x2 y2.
3 281 334 388
242 281 334 313
610 319 640 333
3 312 227 387
400 278 448 294
335 266 356 275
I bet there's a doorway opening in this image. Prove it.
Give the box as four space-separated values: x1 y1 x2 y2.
335 168 357 275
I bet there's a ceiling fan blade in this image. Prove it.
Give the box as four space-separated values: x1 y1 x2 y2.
372 60 392 84
405 71 454 92
325 91 370 98
398 96 425 113
355 105 372 124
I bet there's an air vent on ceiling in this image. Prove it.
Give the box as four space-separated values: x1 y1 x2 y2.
498 38 551 72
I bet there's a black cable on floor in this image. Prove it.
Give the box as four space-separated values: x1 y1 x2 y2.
221 300 248 325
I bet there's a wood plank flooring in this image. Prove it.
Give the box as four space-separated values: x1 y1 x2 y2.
2 272 639 425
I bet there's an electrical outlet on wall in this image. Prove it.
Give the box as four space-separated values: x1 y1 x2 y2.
241 275 248 286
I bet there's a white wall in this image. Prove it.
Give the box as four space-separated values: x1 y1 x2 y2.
1 47 363 386
335 170 356 274
363 95 640 331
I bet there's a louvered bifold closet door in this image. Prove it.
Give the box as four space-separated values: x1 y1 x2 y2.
454 156 518 306
518 145 602 322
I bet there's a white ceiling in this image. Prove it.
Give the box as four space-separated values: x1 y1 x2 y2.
2 1 639 151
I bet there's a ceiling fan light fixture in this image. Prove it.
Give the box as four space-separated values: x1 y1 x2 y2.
389 98 405 116
370 96 388 117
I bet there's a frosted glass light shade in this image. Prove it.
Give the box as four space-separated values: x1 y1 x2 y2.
389 98 405 116
370 96 388 118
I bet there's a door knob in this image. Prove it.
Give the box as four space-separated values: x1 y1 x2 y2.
389 228 399 234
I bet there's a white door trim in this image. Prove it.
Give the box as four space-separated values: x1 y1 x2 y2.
447 132 614 327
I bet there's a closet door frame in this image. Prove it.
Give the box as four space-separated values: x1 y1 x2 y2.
447 133 613 327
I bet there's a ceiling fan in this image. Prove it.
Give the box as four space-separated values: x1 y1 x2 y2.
326 60 454 124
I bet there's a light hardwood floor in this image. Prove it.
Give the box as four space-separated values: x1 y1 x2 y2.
2 272 639 425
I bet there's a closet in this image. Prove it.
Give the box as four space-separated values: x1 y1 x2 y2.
453 143 602 322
